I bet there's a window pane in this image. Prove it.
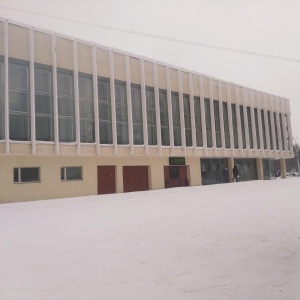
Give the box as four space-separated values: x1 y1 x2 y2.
35 67 52 93
59 119 75 142
58 97 75 117
99 102 112 121
98 78 111 102
64 167 82 180
117 123 129 144
9 62 29 89
57 71 74 96
0 112 4 140
36 116 54 141
80 120 95 143
79 100 94 119
0 60 4 87
100 121 113 144
14 168 19 182
35 94 53 114
9 91 30 112
79 75 93 99
9 114 30 141
20 168 39 182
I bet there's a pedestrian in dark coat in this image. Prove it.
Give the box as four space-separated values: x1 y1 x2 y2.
233 164 239 182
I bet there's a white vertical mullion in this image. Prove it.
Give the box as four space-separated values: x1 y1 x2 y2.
125 55 133 155
4 21 9 154
199 75 207 156
153 62 162 155
109 50 117 155
235 85 243 151
218 80 225 156
209 78 216 155
29 28 36 155
189 73 197 155
256 92 264 155
250 90 257 154
52 34 59 155
226 83 234 156
178 70 186 154
140 58 148 155
242 88 250 155
73 40 80 155
92 46 100 155
166 66 174 154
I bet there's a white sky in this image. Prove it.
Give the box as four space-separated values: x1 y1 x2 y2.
1 0 300 141
1 179 300 299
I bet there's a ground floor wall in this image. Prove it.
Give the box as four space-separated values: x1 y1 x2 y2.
0 155 285 203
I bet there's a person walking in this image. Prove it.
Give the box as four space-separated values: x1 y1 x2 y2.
233 164 239 182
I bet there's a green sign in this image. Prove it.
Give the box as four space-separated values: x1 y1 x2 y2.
169 157 185 165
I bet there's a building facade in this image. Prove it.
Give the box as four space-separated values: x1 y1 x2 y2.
0 19 294 203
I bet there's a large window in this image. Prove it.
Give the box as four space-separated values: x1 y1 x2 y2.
79 73 94 143
222 102 230 148
231 104 238 149
204 99 212 147
115 80 128 145
35 64 54 141
0 57 4 140
9 58 30 141
285 114 290 150
57 69 75 142
267 111 273 150
261 110 267 149
98 77 112 144
194 96 203 147
159 89 169 146
172 92 181 146
240 105 246 149
183 94 192 147
146 87 157 145
61 166 82 181
14 167 40 183
247 107 253 149
254 108 260 149
131 84 143 145
213 100 221 148
273 112 279 150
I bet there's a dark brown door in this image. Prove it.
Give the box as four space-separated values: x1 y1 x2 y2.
123 166 149 193
164 166 189 188
97 166 116 195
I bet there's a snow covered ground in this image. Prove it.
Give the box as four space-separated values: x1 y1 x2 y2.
1 178 300 300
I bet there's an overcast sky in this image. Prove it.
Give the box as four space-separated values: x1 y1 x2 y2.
1 0 300 142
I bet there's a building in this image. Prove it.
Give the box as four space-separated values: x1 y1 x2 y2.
0 19 294 203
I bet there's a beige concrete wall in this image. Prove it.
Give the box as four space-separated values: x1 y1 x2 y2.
56 37 73 70
0 21 5 56
256 158 263 180
221 82 227 101
212 79 218 100
186 156 201 186
192 74 200 97
8 24 30 61
34 30 52 65
203 76 210 98
129 57 141 84
182 71 189 94
97 48 110 78
144 61 154 87
113 52 126 81
170 68 178 92
157 65 167 89
78 42 92 74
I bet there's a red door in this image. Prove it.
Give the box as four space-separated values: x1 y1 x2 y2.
97 166 116 195
164 166 188 188
123 166 149 193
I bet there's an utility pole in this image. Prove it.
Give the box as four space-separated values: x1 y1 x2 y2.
293 137 300 174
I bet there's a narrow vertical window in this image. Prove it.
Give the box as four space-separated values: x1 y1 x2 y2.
172 92 181 146
115 80 128 145
213 100 221 148
279 113 284 150
194 96 203 147
240 105 246 149
183 94 192 147
254 108 260 149
285 114 290 150
222 102 230 148
231 104 238 149
273 112 279 150
267 111 273 150
9 58 30 141
98 77 112 144
79 73 94 143
131 84 143 145
57 69 75 142
247 107 253 149
146 86 157 145
261 110 267 149
0 56 4 140
159 89 169 146
35 64 54 141
204 99 212 147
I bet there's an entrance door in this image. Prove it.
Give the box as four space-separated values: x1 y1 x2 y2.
164 166 188 188
123 166 149 193
97 166 116 194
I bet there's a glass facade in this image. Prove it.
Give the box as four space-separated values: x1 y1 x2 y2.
222 102 230 148
131 84 143 145
240 105 246 149
204 99 212 148
214 100 221 148
273 112 279 150
172 92 181 146
194 96 203 147
146 87 157 145
183 94 192 147
267 111 273 150
234 158 258 181
261 110 267 149
231 104 239 149
159 89 170 146
254 108 260 149
201 158 229 185
247 107 253 149
263 159 275 180
0 57 4 140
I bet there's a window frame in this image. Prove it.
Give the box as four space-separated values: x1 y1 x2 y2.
14 167 40 183
61 166 83 181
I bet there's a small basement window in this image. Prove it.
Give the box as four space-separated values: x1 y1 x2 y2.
61 166 82 181
14 167 40 183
